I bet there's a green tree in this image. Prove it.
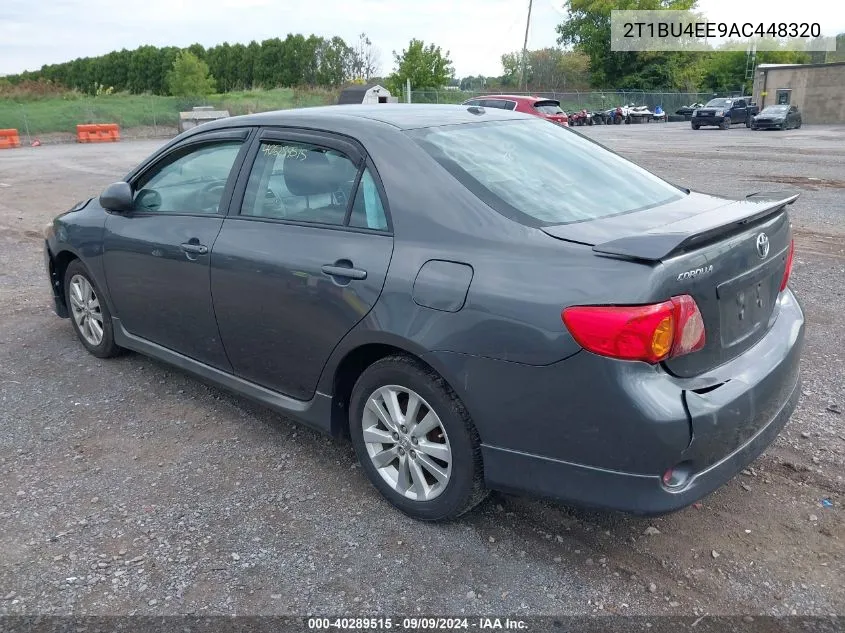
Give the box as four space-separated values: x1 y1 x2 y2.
501 48 590 90
386 39 453 93
166 51 216 97
556 0 698 88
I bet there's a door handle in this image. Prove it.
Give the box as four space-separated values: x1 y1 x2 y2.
180 242 209 255
321 264 367 280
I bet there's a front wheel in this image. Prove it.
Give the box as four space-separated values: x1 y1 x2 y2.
746 118 752 128
691 122 700 130
721 118 731 130
64 259 123 358
349 356 487 521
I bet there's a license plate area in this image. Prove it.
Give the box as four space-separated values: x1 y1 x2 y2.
717 263 779 348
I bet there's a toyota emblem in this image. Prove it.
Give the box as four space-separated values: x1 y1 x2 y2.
756 233 770 259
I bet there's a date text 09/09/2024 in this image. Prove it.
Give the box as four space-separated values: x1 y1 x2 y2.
307 617 529 630
623 21 821 39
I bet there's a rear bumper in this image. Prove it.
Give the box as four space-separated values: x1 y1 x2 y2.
425 289 804 514
482 368 799 514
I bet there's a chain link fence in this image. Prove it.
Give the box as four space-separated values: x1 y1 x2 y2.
408 89 718 115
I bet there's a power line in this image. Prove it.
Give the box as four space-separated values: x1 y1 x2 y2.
518 0 533 91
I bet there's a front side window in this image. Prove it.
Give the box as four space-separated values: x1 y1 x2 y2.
409 119 683 226
133 141 242 214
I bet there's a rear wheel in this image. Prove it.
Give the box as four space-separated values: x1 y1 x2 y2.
64 259 122 358
745 118 752 128
349 356 487 521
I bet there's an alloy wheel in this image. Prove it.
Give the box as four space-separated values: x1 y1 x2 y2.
361 385 452 501
68 274 104 346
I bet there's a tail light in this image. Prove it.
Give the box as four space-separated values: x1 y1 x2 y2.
562 295 706 364
780 239 794 291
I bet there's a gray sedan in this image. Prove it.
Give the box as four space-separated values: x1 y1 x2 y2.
44 105 804 521
751 104 803 130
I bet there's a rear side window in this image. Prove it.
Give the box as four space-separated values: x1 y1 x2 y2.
409 119 683 226
348 168 388 230
533 101 564 115
481 99 508 109
240 141 359 226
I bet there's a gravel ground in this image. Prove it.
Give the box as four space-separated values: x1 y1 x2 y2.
0 123 842 618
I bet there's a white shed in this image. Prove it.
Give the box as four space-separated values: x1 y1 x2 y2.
337 84 397 105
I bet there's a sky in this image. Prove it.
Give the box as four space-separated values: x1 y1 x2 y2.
1 0 844 79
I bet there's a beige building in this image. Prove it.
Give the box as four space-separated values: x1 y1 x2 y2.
752 61 845 124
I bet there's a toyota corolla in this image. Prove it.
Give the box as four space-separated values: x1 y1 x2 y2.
44 104 804 521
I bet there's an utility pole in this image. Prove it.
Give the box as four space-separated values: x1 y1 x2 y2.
518 0 533 92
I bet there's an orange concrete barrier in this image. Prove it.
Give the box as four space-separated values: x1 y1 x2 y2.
0 129 21 149
76 123 120 143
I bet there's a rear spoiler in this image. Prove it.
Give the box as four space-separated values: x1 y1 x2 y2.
591 192 799 261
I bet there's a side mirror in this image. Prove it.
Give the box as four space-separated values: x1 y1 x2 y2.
99 181 133 213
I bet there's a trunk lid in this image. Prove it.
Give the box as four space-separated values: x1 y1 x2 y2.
542 191 798 377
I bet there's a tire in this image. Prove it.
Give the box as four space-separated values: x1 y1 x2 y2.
721 118 731 130
64 259 122 358
746 118 752 128
691 122 700 130
796 120 802 129
349 355 487 521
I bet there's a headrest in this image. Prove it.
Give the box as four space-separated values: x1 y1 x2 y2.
284 150 344 196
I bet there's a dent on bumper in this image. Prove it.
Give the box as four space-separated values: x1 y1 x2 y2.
431 289 805 514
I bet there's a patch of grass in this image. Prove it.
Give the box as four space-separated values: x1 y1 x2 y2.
0 88 338 135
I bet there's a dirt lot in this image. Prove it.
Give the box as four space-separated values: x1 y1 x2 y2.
0 123 843 618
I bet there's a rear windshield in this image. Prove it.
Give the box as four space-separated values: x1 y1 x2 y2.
408 119 683 226
704 98 731 108
533 100 563 114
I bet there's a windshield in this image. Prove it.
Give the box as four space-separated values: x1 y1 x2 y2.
533 101 564 115
409 119 684 226
761 105 788 114
705 98 731 108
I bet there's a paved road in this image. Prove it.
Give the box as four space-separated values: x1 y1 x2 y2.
0 124 842 617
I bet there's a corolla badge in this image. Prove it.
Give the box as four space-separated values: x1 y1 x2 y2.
677 264 713 281
756 233 770 259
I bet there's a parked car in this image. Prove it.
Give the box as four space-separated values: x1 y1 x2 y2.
691 97 759 129
750 104 802 130
45 104 803 522
461 95 568 126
